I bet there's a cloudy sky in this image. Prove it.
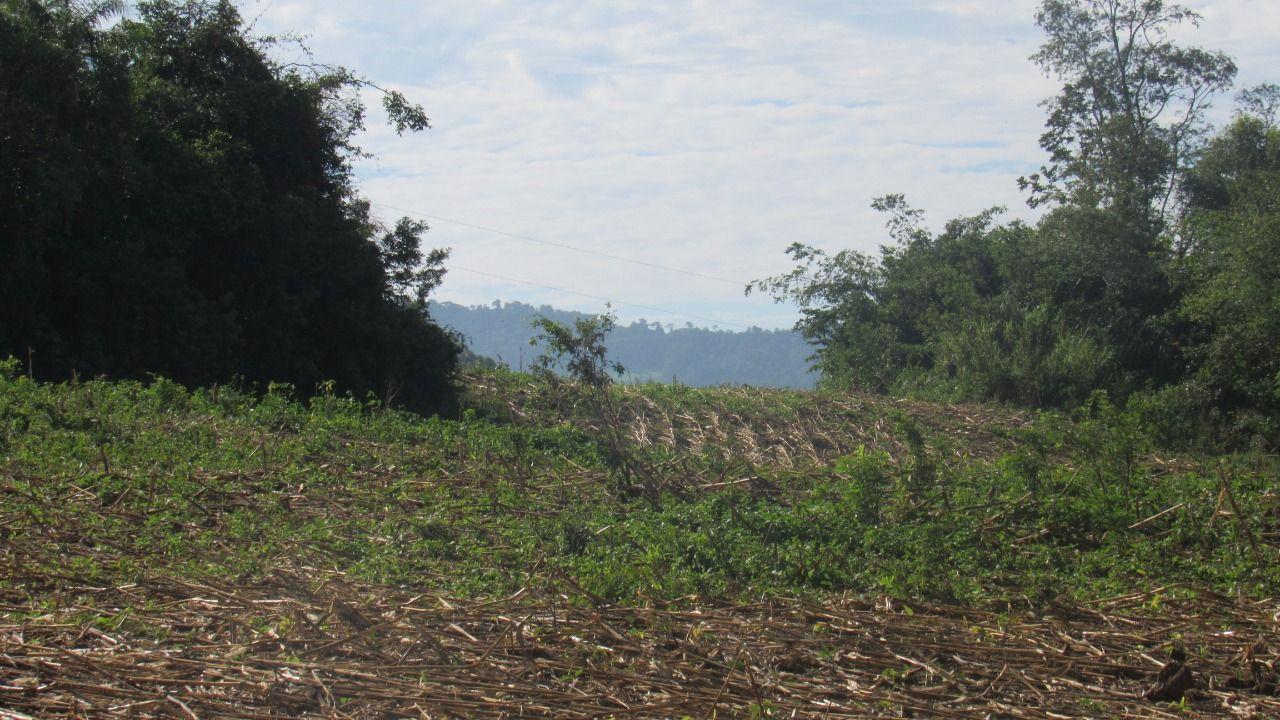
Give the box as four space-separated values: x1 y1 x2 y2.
239 0 1277 330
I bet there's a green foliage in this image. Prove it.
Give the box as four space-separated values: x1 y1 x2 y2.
4 371 1277 608
378 217 449 305
1023 202 1176 386
832 449 889 524
913 301 1114 407
1070 391 1153 489
750 4 1275 449
748 240 897 393
1167 110 1280 446
752 198 1119 407
529 312 661 505
0 0 459 415
530 311 625 390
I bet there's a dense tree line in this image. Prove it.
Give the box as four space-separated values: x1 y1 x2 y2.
0 0 460 414
431 301 818 389
754 0 1279 446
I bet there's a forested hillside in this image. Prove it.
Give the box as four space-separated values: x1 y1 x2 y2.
432 300 818 388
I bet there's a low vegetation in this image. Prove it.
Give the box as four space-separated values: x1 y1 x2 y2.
3 364 1279 716
11 361 1276 606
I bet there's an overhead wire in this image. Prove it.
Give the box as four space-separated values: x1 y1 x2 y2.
372 202 751 288
368 201 761 329
448 265 752 330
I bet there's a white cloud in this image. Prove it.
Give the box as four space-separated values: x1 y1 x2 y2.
237 0 1268 330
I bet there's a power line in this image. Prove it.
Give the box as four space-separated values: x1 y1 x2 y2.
446 264 752 330
372 202 751 288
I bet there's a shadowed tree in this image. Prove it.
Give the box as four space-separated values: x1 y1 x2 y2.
0 0 459 415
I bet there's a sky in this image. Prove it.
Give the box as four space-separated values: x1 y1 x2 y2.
236 0 1279 331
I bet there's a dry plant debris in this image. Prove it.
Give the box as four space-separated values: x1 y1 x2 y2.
2 567 1278 719
4 376 1277 717
469 375 1036 470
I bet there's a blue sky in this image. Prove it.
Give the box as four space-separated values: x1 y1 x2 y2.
240 0 1278 330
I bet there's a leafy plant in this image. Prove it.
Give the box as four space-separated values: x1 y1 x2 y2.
530 311 660 505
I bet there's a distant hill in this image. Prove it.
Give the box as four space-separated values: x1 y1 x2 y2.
429 301 818 389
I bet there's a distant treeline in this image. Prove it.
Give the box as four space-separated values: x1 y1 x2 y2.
432 301 818 389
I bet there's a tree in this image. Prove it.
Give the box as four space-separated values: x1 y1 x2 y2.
530 311 662 505
0 0 460 415
1235 83 1279 130
377 216 449 305
1020 0 1235 234
1166 97 1280 441
1010 1 1237 391
748 240 892 391
530 311 625 391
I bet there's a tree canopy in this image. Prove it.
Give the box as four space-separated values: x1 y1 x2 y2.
0 0 459 414
753 0 1277 447
1021 0 1235 232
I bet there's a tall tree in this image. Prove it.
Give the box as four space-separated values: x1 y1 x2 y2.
0 0 460 415
1020 0 1235 233
1016 1 1236 388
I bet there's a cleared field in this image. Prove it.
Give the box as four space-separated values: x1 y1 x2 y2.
3 566 1279 718
2 371 1277 717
